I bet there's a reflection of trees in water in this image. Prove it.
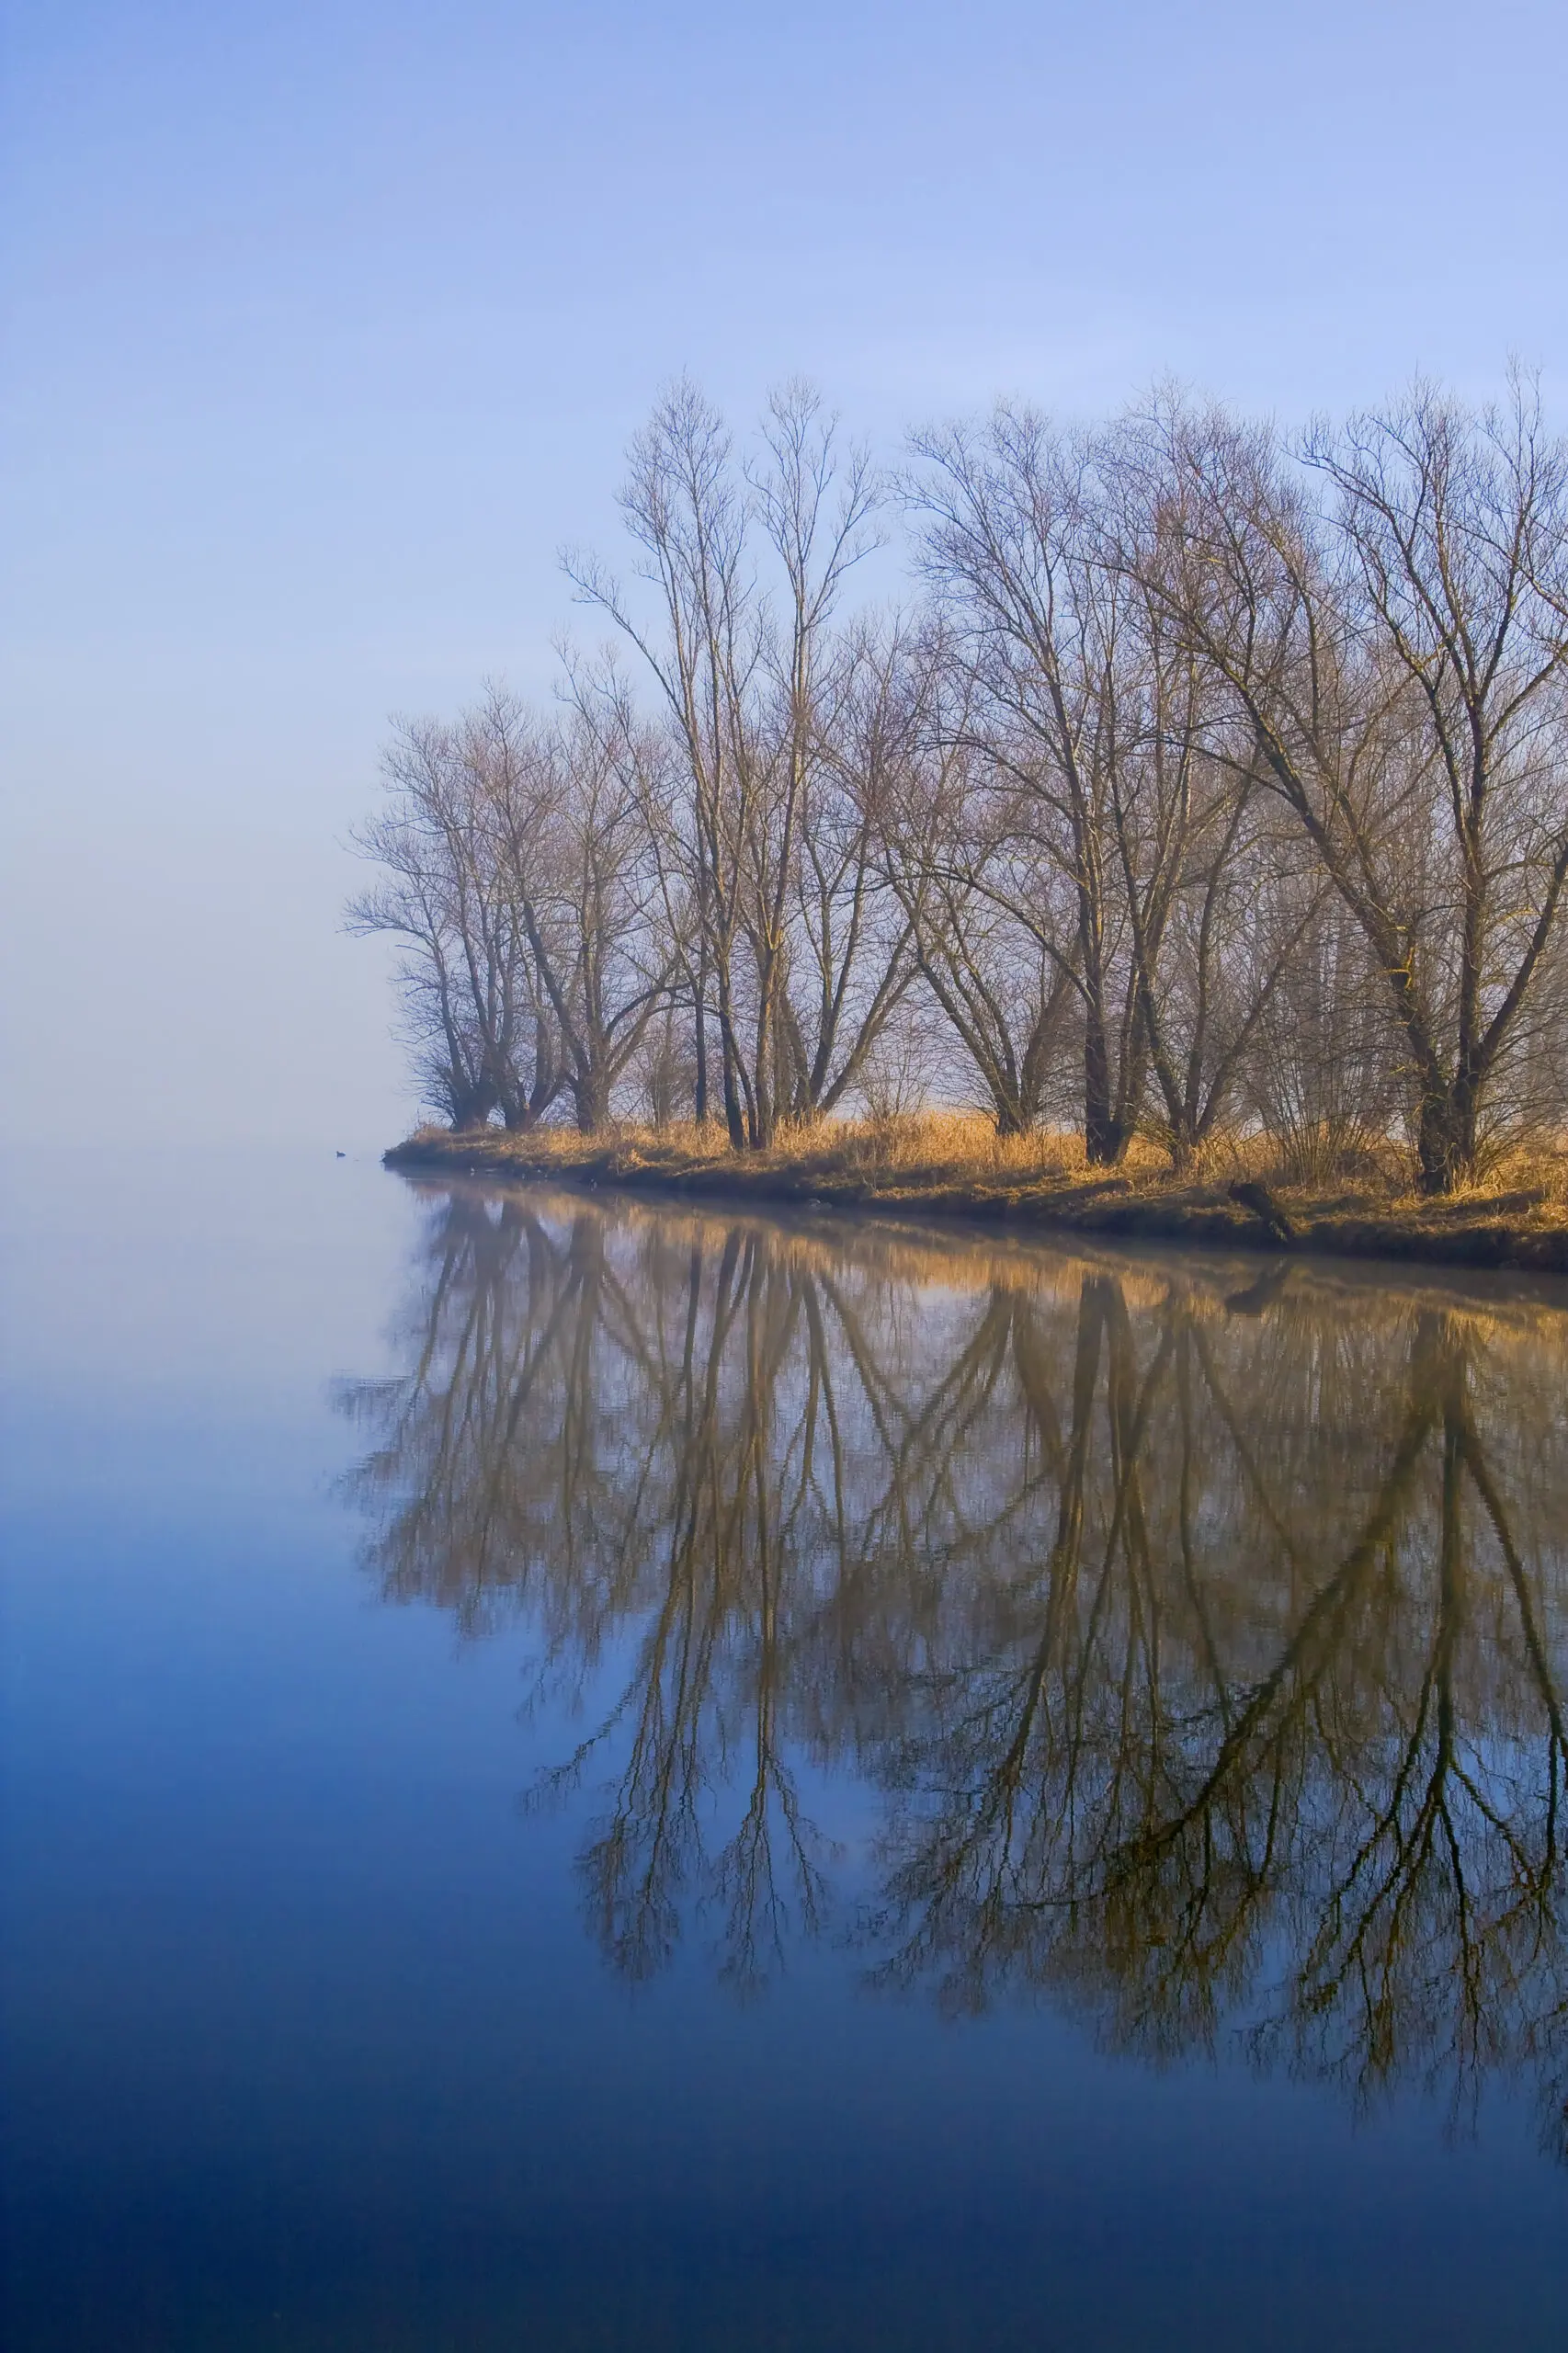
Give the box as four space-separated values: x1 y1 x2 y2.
341 1187 1568 2139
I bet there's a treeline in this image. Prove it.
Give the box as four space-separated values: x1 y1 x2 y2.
351 371 1568 1193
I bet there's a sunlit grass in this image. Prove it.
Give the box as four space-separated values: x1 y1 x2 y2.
392 1111 1568 1238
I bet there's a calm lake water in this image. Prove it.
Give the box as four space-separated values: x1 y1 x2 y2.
4 1149 1567 2350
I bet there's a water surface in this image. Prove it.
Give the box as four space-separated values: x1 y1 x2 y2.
4 1153 1566 2348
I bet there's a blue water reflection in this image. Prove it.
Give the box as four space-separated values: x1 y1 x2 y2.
3 1153 1565 2350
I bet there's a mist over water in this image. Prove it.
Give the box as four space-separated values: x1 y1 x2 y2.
5 1153 1567 2349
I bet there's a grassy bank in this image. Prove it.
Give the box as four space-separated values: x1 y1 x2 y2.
384 1113 1568 1278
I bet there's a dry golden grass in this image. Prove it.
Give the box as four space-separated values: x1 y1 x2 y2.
386 1112 1568 1274
394 1108 1568 1194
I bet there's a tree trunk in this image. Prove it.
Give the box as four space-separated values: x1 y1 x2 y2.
693 964 710 1124
1083 1007 1122 1165
452 1079 497 1131
1415 1084 1478 1196
719 1016 746 1151
574 1069 610 1135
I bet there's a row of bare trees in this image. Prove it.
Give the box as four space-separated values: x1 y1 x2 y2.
352 369 1568 1191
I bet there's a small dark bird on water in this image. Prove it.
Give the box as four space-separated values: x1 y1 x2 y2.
335 1151 346 1158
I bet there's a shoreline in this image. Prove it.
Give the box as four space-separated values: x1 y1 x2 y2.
383 1129 1568 1280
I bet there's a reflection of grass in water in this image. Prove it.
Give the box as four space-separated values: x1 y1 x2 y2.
389 1112 1568 1275
399 1169 1568 1358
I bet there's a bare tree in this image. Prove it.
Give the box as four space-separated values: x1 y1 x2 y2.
505 684 678 1132
1131 374 1568 1189
567 381 770 1145
1242 890 1403 1179
877 648 1078 1133
778 613 926 1120
906 413 1151 1160
568 380 896 1147
350 685 676 1136
746 391 907 1129
348 690 562 1130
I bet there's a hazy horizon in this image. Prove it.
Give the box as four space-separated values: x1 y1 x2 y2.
5 0 1565 1149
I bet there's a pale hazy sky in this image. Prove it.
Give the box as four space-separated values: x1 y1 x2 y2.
4 0 1564 1147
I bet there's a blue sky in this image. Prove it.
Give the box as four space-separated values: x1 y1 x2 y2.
4 0 1565 1145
